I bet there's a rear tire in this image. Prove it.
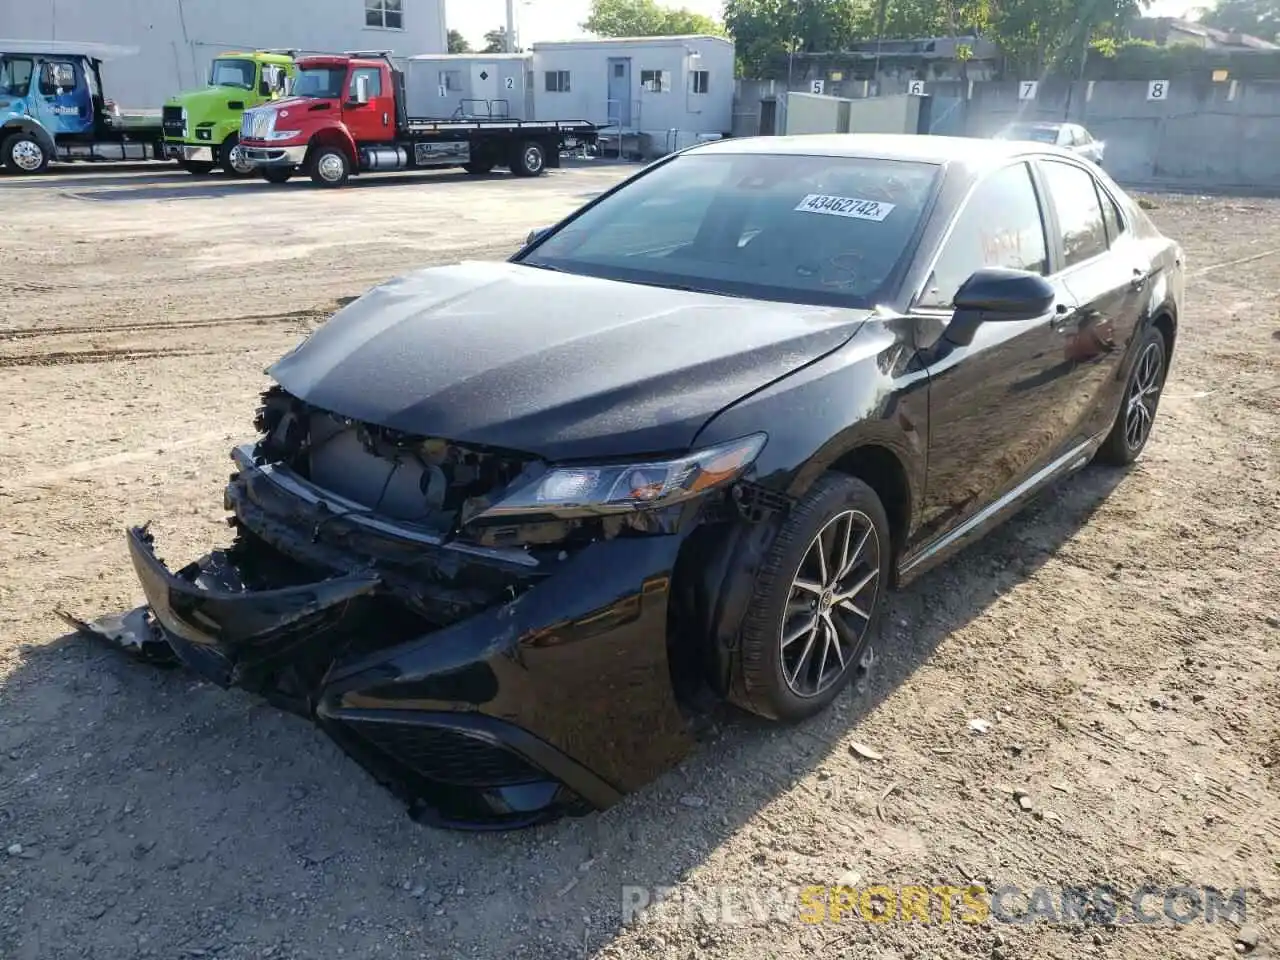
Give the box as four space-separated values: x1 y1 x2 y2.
262 166 294 184
308 146 350 187
220 133 256 177
3 132 50 174
1095 326 1167 466
510 140 546 177
731 474 890 722
181 160 215 175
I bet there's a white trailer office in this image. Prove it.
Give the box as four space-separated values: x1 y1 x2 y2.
531 35 733 155
403 53 534 120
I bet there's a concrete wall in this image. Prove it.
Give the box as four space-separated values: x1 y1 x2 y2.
531 35 733 137
847 93 921 133
1 0 447 109
958 78 1280 189
779 91 921 136
782 92 847 135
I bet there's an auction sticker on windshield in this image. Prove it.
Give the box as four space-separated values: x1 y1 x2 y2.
795 194 895 221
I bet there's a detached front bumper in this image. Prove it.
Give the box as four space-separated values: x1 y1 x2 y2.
240 144 307 166
165 144 214 163
84 450 695 829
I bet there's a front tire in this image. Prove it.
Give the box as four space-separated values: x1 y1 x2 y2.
2 132 50 174
510 140 546 177
181 160 215 175
1095 326 1167 466
308 146 350 187
262 166 294 185
732 474 890 722
220 134 256 177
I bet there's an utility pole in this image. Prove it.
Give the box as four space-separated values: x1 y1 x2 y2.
506 0 517 52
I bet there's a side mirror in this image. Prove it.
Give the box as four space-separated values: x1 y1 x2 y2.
353 75 370 105
945 267 1055 346
525 226 551 247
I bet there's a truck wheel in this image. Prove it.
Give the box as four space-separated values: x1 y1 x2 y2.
220 134 256 178
181 160 215 175
510 141 546 177
262 166 294 185
309 146 350 187
2 132 50 174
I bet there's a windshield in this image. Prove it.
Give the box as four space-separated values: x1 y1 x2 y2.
292 66 346 99
519 152 939 308
997 124 1058 144
0 56 34 97
210 58 255 90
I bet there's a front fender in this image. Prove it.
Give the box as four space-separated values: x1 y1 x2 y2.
692 319 929 521
309 126 358 164
0 116 55 153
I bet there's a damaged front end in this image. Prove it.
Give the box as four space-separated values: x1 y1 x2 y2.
77 386 769 829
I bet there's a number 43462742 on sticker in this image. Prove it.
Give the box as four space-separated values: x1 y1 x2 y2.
794 194 895 222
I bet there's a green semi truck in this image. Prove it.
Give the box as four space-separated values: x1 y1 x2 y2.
162 50 295 175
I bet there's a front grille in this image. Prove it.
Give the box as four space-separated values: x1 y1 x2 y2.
162 105 185 138
241 109 274 140
348 721 545 787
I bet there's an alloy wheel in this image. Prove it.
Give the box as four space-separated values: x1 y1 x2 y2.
1124 341 1163 451
12 139 44 172
780 509 880 698
523 146 543 173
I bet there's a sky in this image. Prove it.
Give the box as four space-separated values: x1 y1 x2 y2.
445 0 1198 50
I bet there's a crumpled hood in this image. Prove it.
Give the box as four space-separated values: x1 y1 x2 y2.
269 261 869 461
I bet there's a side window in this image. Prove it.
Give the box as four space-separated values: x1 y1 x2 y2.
918 162 1048 309
39 60 76 96
1040 160 1108 267
0 57 34 96
1099 185 1126 246
349 67 382 98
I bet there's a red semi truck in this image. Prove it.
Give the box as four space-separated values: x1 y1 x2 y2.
239 51 597 187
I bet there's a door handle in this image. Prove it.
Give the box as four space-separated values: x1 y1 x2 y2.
1130 268 1149 290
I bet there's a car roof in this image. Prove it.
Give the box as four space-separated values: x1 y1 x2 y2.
687 133 1083 174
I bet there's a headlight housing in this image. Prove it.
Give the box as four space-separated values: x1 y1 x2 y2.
266 129 301 141
466 433 767 523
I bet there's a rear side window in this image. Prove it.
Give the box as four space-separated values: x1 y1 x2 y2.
1099 186 1126 245
918 162 1048 309
0 57 34 97
1040 160 1108 267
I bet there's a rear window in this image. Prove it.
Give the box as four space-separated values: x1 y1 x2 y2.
521 152 939 308
999 124 1059 144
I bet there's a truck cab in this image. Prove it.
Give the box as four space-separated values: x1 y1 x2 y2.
0 41 163 174
240 52 595 187
163 50 296 176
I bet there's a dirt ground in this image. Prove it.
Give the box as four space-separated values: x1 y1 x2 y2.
0 163 1276 960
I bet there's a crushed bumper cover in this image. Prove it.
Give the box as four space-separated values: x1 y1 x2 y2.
74 453 695 829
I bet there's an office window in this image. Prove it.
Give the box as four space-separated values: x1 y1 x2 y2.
691 70 710 94
545 70 571 93
365 0 403 30
640 69 671 93
439 70 462 91
39 61 76 96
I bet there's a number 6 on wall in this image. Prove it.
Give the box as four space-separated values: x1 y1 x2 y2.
908 80 925 95
1147 80 1169 100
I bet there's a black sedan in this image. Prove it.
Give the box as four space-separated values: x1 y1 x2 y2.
74 134 1183 830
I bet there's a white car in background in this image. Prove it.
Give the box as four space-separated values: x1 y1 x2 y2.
994 121 1106 167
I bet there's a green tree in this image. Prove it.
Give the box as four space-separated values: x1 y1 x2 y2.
1200 0 1280 40
483 26 520 52
723 0 868 76
447 29 472 53
583 0 724 37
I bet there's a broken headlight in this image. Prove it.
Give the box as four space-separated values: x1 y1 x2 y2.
466 434 767 523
